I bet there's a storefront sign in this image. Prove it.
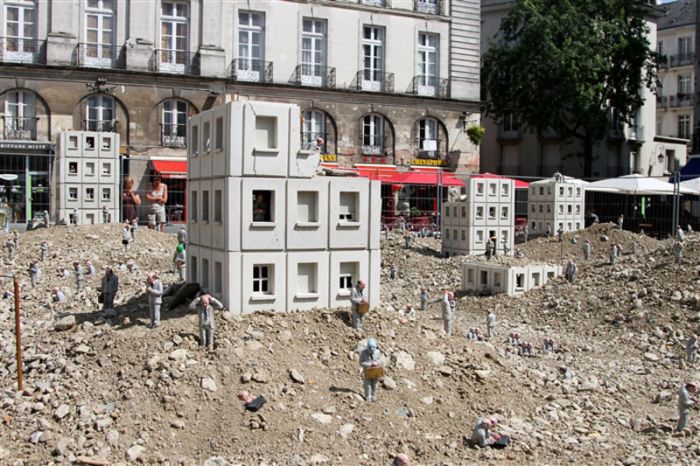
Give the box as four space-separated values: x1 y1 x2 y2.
0 174 19 181
411 158 447 167
320 154 337 162
0 141 53 154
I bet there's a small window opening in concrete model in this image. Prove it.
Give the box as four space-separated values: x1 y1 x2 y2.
85 136 95 149
69 162 78 174
101 136 111 150
339 192 358 222
515 273 525 289
253 265 272 294
69 135 78 149
253 190 273 222
297 191 318 222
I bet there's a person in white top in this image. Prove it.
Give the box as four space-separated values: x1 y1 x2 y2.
145 175 168 232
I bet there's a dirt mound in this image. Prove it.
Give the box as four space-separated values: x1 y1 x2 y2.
1 224 699 465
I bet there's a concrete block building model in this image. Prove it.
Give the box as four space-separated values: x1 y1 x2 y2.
53 131 120 224
441 177 515 256
187 101 381 314
461 262 562 296
527 173 585 234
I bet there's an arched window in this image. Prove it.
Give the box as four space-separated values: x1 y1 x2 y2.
85 94 115 131
361 114 385 155
302 109 336 154
161 99 189 146
415 117 447 159
4 90 36 139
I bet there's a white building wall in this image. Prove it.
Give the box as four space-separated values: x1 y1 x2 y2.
527 176 585 233
461 262 562 296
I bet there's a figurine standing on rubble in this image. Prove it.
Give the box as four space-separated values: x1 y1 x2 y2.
146 272 163 328
565 259 577 283
350 279 368 331
610 244 618 265
100 267 118 311
674 240 684 265
122 221 131 252
73 260 84 291
487 307 497 339
582 239 591 260
677 382 697 432
420 287 430 311
441 289 455 336
173 244 187 281
40 241 48 261
29 261 41 288
359 338 384 402
189 294 224 350
6 238 15 260
687 334 698 364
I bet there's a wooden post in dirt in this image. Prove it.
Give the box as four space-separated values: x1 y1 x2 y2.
14 275 23 391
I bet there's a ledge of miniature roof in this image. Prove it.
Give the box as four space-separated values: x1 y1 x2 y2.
457 172 530 189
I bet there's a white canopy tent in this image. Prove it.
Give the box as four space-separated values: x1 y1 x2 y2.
680 177 700 193
586 174 699 195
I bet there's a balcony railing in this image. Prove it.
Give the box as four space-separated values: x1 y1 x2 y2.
656 95 669 108
414 138 442 159
498 127 521 140
82 119 119 133
76 43 122 69
152 49 193 74
354 70 395 93
291 64 336 88
414 0 445 15
2 117 37 140
360 0 391 7
626 125 644 142
358 135 391 157
0 37 45 64
161 123 187 147
669 52 695 67
670 94 693 108
410 75 449 97
231 59 273 83
302 131 328 153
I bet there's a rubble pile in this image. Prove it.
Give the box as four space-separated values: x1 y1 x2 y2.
1 223 700 465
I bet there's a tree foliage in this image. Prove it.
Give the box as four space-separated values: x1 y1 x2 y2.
482 0 660 175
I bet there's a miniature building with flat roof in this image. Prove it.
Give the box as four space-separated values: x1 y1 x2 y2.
527 173 585 234
53 131 120 225
187 101 381 314
461 262 562 296
441 177 515 256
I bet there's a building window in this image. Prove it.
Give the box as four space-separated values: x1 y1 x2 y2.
253 190 272 222
202 121 211 152
85 162 95 176
191 255 197 282
236 11 265 79
488 183 497 196
416 33 438 94
501 206 508 219
339 192 358 222
679 114 691 139
4 90 36 139
162 100 188 147
191 124 199 154
476 230 484 242
417 117 439 158
101 162 111 175
461 230 466 241
339 262 356 291
361 114 384 155
68 162 78 175
215 117 224 150
297 263 317 294
68 187 78 200
445 229 449 240
361 26 385 90
297 191 318 223
86 187 95 200
214 189 222 223
546 205 551 213
502 113 518 132
202 190 209 223
101 187 111 201
476 183 484 194
160 1 189 72
201 258 209 291
253 265 272 294
85 0 115 67
679 75 691 96
214 261 222 295
678 36 692 59
301 18 327 85
488 206 496 219
4 0 37 63
190 190 197 222
303 110 327 152
86 95 115 132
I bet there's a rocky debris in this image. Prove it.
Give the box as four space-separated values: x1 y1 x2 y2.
54 315 76 331
201 377 217 392
125 445 145 462
289 368 305 384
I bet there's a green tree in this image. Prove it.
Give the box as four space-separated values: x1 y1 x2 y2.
482 0 660 177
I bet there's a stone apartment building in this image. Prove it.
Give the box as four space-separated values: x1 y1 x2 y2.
0 0 481 223
656 0 695 156
480 0 688 180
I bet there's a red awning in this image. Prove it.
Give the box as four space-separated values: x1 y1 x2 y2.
470 172 529 189
394 171 464 187
355 164 399 182
151 160 187 179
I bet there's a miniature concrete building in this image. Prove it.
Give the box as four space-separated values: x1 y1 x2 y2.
187 101 381 314
441 177 515 256
461 262 562 296
528 173 585 234
53 131 120 224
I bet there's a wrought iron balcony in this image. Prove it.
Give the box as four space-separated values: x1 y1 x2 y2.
161 123 187 147
82 119 119 133
301 131 328 153
358 135 390 156
626 125 644 142
410 76 449 97
354 70 394 93
0 37 45 64
669 52 695 67
152 49 193 74
76 43 123 69
669 94 693 108
498 127 521 140
231 59 273 83
656 95 669 108
414 138 442 159
2 117 37 140
414 0 445 15
291 64 336 88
